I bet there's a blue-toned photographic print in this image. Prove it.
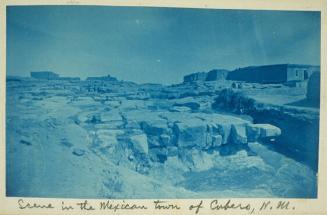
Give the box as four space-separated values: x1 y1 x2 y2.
6 6 320 199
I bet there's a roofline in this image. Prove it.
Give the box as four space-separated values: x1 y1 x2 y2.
235 64 320 70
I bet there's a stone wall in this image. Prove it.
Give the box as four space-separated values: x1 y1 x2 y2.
226 64 320 84
307 72 320 102
227 65 287 83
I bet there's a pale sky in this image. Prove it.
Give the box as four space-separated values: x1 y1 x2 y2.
7 6 321 84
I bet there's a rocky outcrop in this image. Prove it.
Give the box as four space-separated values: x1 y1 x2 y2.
7 66 319 199
247 124 281 140
113 110 282 167
212 88 319 170
85 105 282 169
206 69 229 81
174 119 207 148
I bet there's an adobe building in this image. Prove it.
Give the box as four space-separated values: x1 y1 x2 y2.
86 75 118 82
183 69 230 83
227 64 320 84
30 71 59 80
206 69 229 81
59 77 81 81
183 72 207 82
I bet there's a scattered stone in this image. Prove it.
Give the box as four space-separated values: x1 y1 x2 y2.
128 154 135 161
20 139 32 146
61 138 73 148
72 148 85 156
87 114 102 124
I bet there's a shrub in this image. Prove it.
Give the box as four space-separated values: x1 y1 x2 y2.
212 89 255 114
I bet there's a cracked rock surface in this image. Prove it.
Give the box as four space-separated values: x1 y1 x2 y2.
6 79 317 198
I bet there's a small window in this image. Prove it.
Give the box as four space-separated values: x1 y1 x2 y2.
295 70 298 76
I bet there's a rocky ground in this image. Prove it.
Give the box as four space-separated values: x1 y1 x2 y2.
6 78 318 198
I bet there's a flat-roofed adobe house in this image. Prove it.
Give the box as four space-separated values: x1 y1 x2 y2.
183 69 230 83
30 71 59 80
205 69 230 81
86 75 118 82
227 64 320 84
183 72 207 83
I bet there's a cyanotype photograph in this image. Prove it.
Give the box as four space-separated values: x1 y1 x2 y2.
6 5 321 199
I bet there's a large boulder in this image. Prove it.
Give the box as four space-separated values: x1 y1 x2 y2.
140 119 169 136
246 124 281 140
173 119 207 148
258 124 281 138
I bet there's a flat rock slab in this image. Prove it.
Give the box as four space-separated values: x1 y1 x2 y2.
247 124 281 139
